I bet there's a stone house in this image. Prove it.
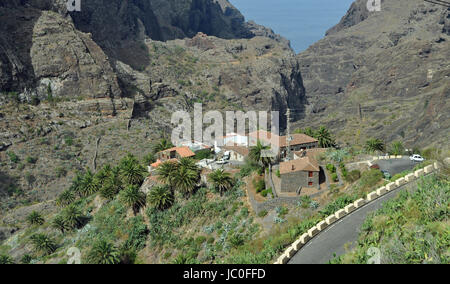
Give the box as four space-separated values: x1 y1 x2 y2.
273 157 320 193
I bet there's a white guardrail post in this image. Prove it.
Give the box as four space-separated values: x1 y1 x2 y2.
273 159 445 264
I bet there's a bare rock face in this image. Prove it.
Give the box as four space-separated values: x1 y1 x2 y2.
0 2 121 103
296 0 450 148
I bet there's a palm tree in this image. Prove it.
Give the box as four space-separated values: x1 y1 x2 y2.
62 204 84 230
100 167 123 200
208 169 234 196
178 157 199 173
94 164 112 187
0 254 14 264
156 161 178 186
148 185 175 210
87 240 120 264
249 140 272 169
153 138 174 153
389 141 405 155
51 215 69 234
56 190 76 207
119 154 146 186
30 234 57 255
27 211 44 226
365 138 385 153
80 169 100 197
120 185 146 215
70 171 85 197
173 166 199 197
315 126 335 148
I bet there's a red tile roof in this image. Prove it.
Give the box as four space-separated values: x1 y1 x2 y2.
159 146 195 158
279 157 320 174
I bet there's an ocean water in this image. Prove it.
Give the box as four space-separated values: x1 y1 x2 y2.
230 0 355 52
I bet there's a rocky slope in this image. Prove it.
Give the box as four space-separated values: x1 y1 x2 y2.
0 0 304 226
296 0 449 148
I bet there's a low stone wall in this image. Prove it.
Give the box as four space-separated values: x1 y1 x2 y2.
274 160 444 264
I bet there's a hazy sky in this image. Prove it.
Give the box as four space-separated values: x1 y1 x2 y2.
230 0 355 52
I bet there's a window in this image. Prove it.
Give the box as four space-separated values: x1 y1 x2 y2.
308 182 313 187
309 171 313 178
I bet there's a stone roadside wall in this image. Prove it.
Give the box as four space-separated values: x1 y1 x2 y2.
273 161 443 264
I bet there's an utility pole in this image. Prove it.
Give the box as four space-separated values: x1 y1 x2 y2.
286 108 292 161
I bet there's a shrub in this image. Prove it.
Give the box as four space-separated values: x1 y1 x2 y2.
25 156 37 164
275 170 281 178
258 210 268 218
331 173 339 182
27 211 45 226
345 170 361 183
359 169 383 189
326 164 336 173
298 196 312 208
0 254 14 264
30 234 57 255
7 152 19 163
254 179 265 193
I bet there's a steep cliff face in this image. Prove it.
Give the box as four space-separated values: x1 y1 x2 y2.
296 0 450 148
0 1 121 102
0 0 297 113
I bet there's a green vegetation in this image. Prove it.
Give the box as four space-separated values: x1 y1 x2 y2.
86 240 120 264
208 169 235 196
26 211 45 226
120 185 146 215
389 141 405 155
253 178 266 194
295 126 336 148
30 234 57 255
7 151 19 163
249 140 273 169
147 185 174 210
153 138 174 153
331 173 339 183
365 138 385 153
345 170 361 183
0 254 14 264
332 175 449 264
326 164 336 173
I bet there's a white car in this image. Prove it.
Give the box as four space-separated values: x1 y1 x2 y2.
410 154 425 162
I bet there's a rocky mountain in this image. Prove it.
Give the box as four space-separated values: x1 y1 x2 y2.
296 0 449 148
0 0 304 224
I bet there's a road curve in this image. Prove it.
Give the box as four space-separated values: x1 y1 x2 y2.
288 178 421 264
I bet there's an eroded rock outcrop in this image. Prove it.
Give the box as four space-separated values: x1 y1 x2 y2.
296 0 450 147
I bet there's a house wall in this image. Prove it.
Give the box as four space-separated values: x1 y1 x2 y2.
280 171 319 192
229 151 245 162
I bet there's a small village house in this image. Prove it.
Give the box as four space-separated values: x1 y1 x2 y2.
149 146 196 172
273 156 320 193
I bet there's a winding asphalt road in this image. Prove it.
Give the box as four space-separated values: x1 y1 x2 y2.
288 158 420 264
